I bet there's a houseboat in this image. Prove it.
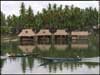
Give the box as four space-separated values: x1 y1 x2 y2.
18 29 35 45
54 30 69 44
71 31 89 40
18 29 89 44
36 29 52 44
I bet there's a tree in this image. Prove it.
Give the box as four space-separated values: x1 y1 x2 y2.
1 11 6 27
1 11 7 35
19 2 27 28
84 7 98 30
35 11 43 30
26 5 34 28
1 3 99 35
20 2 26 16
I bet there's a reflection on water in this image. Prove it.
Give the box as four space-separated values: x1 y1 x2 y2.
1 57 99 74
1 39 99 74
71 44 88 49
37 45 51 51
18 45 35 54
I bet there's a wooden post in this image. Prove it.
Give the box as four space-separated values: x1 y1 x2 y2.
34 35 37 46
51 34 55 45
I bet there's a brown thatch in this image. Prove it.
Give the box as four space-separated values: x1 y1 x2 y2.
71 44 88 49
18 29 35 37
18 45 35 53
36 29 51 36
71 31 89 36
37 45 51 50
54 30 68 35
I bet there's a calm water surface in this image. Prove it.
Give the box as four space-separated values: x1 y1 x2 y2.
1 38 99 74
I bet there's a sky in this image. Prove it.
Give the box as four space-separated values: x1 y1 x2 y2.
1 1 99 17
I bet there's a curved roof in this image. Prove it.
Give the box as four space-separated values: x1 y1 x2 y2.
54 30 68 35
71 31 89 36
18 29 35 37
36 29 51 36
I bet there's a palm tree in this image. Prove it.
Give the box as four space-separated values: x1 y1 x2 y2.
26 5 34 28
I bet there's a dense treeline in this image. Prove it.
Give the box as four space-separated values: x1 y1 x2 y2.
1 2 99 35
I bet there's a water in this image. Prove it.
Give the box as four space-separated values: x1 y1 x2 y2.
1 38 99 74
1 57 99 74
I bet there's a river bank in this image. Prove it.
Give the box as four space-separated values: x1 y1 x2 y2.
1 35 19 43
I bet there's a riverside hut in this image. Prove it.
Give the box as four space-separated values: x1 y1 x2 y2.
18 29 35 44
36 29 52 44
71 31 89 40
54 30 69 44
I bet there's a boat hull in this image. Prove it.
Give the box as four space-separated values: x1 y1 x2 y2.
40 57 81 62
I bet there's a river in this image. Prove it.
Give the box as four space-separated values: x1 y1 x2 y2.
1 37 99 74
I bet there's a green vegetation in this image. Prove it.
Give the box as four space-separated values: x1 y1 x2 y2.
1 2 99 35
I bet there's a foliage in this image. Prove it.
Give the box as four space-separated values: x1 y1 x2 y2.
0 2 99 35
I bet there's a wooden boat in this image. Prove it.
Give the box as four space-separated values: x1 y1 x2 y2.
40 57 81 62
0 56 9 60
8 54 29 57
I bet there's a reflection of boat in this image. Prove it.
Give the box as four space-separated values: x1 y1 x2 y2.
8 53 40 57
0 53 10 59
1 53 39 59
39 57 81 66
0 56 9 59
39 57 100 66
40 61 50 66
40 57 81 62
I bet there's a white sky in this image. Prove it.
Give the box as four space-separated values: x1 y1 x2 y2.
1 1 99 17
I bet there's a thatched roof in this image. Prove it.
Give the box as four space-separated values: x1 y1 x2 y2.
71 44 88 49
37 45 51 50
18 29 35 37
54 44 68 50
71 31 89 36
54 30 68 35
18 45 35 53
36 29 51 36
